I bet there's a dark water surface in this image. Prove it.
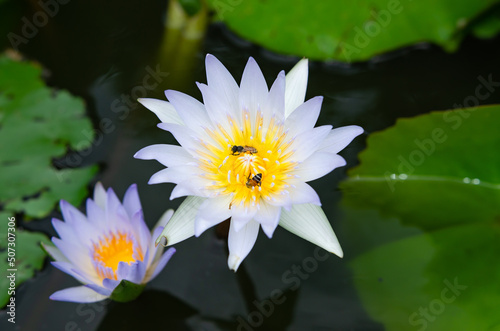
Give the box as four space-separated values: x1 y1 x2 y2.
1 1 500 330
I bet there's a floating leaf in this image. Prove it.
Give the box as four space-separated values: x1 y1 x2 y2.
340 104 500 330
0 54 97 219
349 220 500 331
0 212 50 308
341 104 500 230
178 0 202 16
472 4 500 38
208 0 500 61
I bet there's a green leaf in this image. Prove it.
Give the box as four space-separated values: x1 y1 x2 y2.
177 0 202 16
0 212 50 308
207 0 500 61
349 221 500 331
471 4 500 38
340 104 500 230
340 104 500 330
0 54 97 219
109 279 146 302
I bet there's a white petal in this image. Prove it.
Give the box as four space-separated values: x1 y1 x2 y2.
156 196 206 247
285 96 323 137
293 152 346 182
318 125 364 154
230 205 257 233
285 58 308 118
157 123 201 157
134 144 194 167
279 204 343 257
288 181 321 206
138 98 184 125
262 70 285 120
265 189 292 211
50 286 108 303
147 210 174 265
253 203 281 238
169 184 196 200
195 195 232 236
239 57 268 119
93 182 107 210
288 125 332 162
148 166 202 185
155 209 174 230
205 54 240 116
227 219 260 271
165 90 211 133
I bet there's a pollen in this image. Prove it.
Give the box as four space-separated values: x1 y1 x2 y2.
91 231 143 280
203 109 297 209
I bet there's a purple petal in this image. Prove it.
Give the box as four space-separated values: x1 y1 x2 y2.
145 247 176 282
85 283 112 297
51 218 82 247
51 261 92 284
93 182 107 209
105 187 130 229
50 286 108 303
116 260 146 285
60 200 87 226
86 197 106 230
130 210 151 256
123 184 142 220
52 238 93 273
102 278 120 290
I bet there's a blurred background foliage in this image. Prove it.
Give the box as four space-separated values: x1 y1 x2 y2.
204 0 500 61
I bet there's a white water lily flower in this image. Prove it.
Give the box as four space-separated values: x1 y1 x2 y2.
135 55 363 271
42 183 176 303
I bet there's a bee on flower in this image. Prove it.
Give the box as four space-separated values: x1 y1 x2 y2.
43 183 176 303
135 54 363 271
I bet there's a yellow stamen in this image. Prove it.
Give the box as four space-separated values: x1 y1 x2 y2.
91 231 143 280
203 111 297 208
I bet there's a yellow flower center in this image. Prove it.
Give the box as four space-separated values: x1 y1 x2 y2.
200 110 297 209
91 231 143 280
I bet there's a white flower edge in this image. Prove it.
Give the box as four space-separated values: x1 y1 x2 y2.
140 55 363 271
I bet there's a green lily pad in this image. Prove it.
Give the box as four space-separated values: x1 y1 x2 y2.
349 221 500 331
207 0 500 61
341 104 500 230
472 4 500 38
178 0 202 16
0 54 97 219
0 211 50 308
340 104 500 330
